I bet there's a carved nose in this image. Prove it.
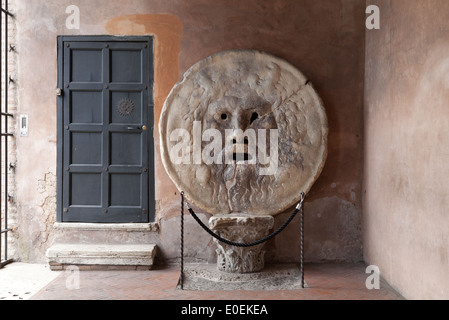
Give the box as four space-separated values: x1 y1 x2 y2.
230 117 242 131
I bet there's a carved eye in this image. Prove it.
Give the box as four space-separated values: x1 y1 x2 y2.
221 113 228 120
250 112 259 124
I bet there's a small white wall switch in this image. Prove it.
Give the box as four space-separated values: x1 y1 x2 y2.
20 114 28 137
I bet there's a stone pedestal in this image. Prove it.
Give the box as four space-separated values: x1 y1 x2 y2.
209 214 274 273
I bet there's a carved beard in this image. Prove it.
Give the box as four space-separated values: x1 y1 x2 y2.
224 162 256 212
201 132 278 214
207 160 273 214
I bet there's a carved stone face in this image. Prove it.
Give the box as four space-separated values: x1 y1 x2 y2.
160 50 328 216
203 95 276 159
201 95 279 212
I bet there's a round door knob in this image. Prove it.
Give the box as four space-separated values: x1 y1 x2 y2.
142 125 148 131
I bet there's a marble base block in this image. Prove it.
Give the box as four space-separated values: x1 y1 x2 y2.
209 214 274 273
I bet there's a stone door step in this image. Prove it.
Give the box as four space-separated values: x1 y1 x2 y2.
46 243 157 270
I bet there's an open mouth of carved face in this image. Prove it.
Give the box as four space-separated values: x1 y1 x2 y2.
229 139 253 163
233 152 252 162
222 141 254 183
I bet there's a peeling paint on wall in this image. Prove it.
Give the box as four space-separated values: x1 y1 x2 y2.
37 172 57 244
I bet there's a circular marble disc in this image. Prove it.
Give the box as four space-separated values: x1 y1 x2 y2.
160 50 328 216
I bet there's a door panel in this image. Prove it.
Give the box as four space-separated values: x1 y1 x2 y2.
111 50 142 83
70 91 103 124
71 132 102 165
110 132 142 165
110 91 142 124
58 36 154 223
70 173 102 206
70 48 103 82
110 174 142 206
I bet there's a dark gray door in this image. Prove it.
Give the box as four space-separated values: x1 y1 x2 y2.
57 36 154 223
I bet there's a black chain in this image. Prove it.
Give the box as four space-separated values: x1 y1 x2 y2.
185 192 305 248
179 191 306 290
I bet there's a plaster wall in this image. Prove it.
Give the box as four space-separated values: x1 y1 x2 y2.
364 0 449 299
11 0 365 264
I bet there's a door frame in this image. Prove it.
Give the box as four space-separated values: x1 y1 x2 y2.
56 35 155 223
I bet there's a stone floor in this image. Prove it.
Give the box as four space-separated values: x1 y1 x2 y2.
27 262 404 300
0 263 61 300
179 263 307 291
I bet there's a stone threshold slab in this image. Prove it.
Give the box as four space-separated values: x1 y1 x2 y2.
178 263 307 291
46 243 157 267
53 222 159 232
